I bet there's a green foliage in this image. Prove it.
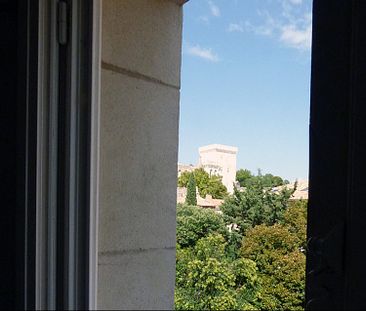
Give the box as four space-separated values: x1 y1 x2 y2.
233 258 259 289
178 168 228 199
259 173 287 188
241 224 306 310
175 233 261 310
221 178 295 233
195 233 227 260
185 174 197 206
241 224 300 271
178 171 191 188
236 169 253 187
176 204 227 248
175 178 307 311
236 168 288 188
283 200 308 250
204 174 228 199
225 230 244 261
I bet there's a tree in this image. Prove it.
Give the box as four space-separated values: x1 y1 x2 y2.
176 174 306 310
204 174 228 199
236 168 287 188
177 171 192 188
176 204 227 248
185 174 197 206
175 233 261 310
178 168 228 199
241 224 306 310
220 178 295 233
283 200 308 250
260 173 286 187
236 169 253 187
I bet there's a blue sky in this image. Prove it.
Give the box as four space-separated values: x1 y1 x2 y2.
178 0 312 182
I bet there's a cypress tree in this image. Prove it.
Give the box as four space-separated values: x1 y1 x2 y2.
185 173 197 206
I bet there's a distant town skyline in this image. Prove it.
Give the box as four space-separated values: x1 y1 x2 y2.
178 0 312 182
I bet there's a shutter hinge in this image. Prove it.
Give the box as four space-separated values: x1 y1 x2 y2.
57 1 68 45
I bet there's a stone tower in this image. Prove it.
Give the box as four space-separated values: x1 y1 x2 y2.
198 144 238 194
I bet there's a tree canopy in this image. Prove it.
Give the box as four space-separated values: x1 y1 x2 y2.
175 231 262 310
241 223 306 310
178 168 228 199
236 168 289 188
175 180 307 310
220 177 295 234
236 169 253 187
185 174 197 206
176 204 227 248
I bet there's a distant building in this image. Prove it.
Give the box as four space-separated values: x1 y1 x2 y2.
289 179 309 200
177 163 196 177
197 194 224 210
199 144 238 194
272 179 309 200
176 187 224 210
177 187 188 204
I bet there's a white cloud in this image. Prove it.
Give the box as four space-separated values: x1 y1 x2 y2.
243 12 279 37
280 23 311 50
199 15 210 25
241 4 312 51
279 10 312 50
186 44 219 62
228 23 244 33
288 0 302 4
245 19 275 36
208 0 220 17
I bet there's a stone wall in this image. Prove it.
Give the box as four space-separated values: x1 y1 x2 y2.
98 1 183 309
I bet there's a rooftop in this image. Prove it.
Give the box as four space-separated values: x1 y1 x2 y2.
199 144 238 154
